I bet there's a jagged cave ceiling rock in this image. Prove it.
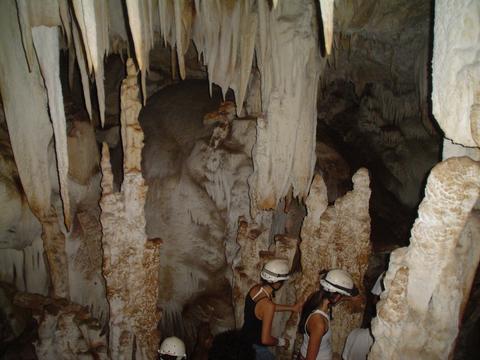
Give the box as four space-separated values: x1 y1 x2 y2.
432 0 480 148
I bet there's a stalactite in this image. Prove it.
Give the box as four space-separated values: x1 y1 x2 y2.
71 0 109 126
125 0 155 104
100 59 160 359
32 26 72 230
0 237 49 295
370 157 480 359
72 19 93 119
319 0 335 55
249 0 320 211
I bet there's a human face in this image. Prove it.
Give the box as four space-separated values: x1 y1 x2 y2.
272 281 285 290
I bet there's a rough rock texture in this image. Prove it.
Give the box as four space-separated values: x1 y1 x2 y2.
231 218 299 360
9 291 108 360
288 170 372 357
41 214 69 298
370 157 480 359
231 217 272 327
432 0 480 147
100 59 160 360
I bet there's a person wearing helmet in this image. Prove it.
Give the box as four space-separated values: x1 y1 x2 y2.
158 336 187 360
240 258 303 360
297 269 359 360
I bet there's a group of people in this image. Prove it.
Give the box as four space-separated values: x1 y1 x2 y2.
157 258 375 360
240 259 360 360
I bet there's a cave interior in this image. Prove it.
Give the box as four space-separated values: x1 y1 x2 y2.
0 0 479 359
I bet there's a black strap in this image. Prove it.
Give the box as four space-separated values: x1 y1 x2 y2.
262 268 289 278
323 278 358 296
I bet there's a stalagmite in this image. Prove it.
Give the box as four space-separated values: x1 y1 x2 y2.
288 170 371 356
100 59 160 359
431 0 480 147
41 214 69 298
32 26 72 230
370 157 480 359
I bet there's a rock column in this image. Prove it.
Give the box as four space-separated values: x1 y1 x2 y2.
100 59 161 360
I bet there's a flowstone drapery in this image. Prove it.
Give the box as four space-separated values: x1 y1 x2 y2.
100 59 160 360
370 157 480 359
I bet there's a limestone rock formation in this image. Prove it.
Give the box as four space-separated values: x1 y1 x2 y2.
100 59 160 360
231 217 272 327
370 157 480 359
9 291 108 360
290 169 372 357
432 0 480 147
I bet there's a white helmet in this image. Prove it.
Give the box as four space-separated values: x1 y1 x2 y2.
320 269 358 296
260 259 290 283
158 337 186 359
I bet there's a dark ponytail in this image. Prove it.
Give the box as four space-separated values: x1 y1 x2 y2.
298 289 336 334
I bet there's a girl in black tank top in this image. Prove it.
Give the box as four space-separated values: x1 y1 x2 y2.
240 259 303 360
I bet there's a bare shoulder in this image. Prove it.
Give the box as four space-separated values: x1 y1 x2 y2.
249 284 262 297
307 312 328 334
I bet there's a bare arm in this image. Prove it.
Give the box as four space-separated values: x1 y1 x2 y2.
258 300 280 346
305 315 327 360
275 301 303 313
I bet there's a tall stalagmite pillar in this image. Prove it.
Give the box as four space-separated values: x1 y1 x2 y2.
100 59 161 360
370 158 480 359
289 169 372 357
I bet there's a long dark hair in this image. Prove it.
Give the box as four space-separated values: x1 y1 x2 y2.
298 289 336 334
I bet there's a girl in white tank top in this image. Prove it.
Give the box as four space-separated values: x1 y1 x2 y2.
297 289 348 360
299 309 332 360
297 269 359 360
